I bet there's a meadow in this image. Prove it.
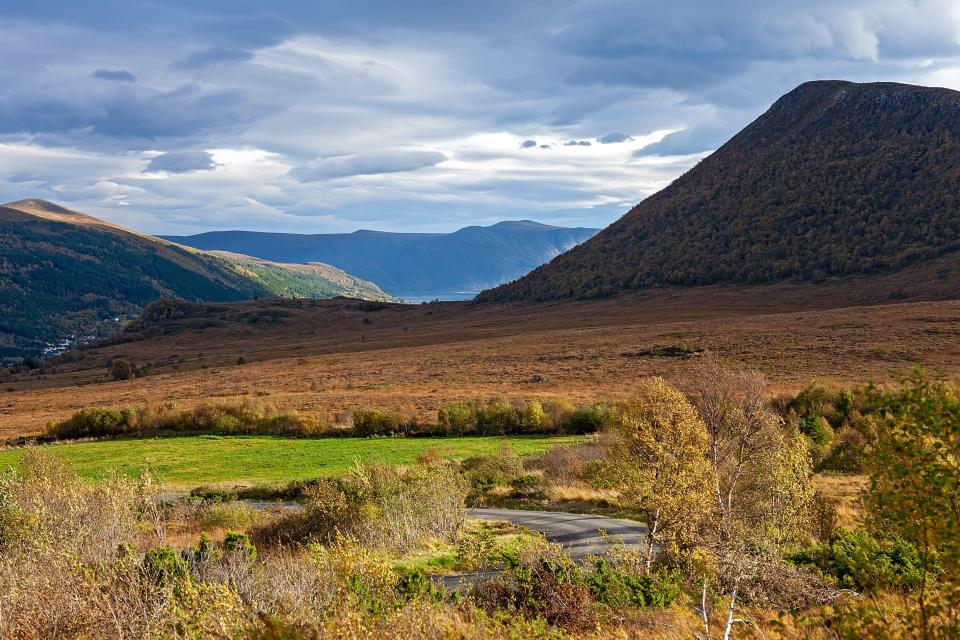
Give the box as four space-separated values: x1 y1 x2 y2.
0 434 583 488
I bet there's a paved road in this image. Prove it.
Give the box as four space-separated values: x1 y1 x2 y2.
467 508 648 559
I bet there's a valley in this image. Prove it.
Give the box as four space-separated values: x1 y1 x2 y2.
4 262 960 436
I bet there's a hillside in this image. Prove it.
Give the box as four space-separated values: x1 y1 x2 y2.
164 220 598 294
479 80 960 302
0 200 393 357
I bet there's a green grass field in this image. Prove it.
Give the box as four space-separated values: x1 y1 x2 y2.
0 435 583 489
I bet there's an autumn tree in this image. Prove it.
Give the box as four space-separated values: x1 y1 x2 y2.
598 377 714 572
688 356 814 639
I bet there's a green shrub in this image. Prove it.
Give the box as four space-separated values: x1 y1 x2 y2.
352 409 414 436
46 407 136 439
475 401 522 435
587 560 681 608
223 531 257 561
437 402 475 434
142 545 190 586
790 529 932 591
461 444 524 489
800 415 833 446
564 402 612 433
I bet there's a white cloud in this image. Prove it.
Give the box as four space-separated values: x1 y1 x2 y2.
289 150 448 181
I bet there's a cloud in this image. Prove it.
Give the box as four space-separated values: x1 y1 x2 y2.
171 48 254 70
144 151 216 173
519 139 538 148
92 69 136 82
0 0 959 234
289 150 448 182
597 131 634 144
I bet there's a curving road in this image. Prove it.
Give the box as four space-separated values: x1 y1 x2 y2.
467 508 648 559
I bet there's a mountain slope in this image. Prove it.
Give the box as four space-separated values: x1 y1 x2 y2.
478 80 960 302
164 220 599 293
0 200 393 356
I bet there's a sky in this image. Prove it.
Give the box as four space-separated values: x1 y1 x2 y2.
1 1 959 234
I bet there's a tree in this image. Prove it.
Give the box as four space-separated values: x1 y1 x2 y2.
688 356 813 639
599 377 714 572
110 359 134 381
865 370 960 639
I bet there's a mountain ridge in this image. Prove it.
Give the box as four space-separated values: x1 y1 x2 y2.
478 80 960 302
0 200 393 356
164 220 599 293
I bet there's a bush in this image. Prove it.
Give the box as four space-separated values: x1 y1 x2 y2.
46 407 136 439
223 531 257 561
143 545 190 586
200 502 258 531
790 529 932 591
352 408 414 436
587 559 681 608
461 444 524 490
252 461 468 553
110 359 134 381
483 537 597 629
564 402 612 433
437 402 475 434
800 414 833 446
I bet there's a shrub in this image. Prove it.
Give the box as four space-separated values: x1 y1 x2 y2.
455 527 498 571
46 407 136 439
481 537 597 629
110 359 134 381
564 402 612 433
143 545 190 586
818 423 868 472
352 408 414 436
201 502 258 531
461 444 524 490
800 414 833 446
252 461 468 553
475 400 521 435
437 402 475 434
223 532 257 561
587 559 681 608
790 529 931 591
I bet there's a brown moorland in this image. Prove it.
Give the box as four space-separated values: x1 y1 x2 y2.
4 249 960 437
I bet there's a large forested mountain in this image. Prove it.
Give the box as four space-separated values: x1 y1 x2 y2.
0 200 392 356
164 220 598 294
478 81 960 302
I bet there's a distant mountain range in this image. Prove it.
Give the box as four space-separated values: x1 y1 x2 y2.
0 199 392 357
480 80 960 302
163 220 599 295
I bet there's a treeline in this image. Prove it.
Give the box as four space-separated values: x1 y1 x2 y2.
44 397 613 442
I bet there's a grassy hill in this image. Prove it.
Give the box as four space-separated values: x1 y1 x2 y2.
479 80 960 302
164 220 599 294
0 200 393 357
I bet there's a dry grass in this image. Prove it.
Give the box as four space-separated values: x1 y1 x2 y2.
813 473 869 528
4 279 960 437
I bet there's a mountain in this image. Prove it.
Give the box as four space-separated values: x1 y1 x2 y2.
0 200 393 357
163 220 599 294
478 81 960 302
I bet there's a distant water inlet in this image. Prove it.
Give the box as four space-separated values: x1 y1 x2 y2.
395 291 477 303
